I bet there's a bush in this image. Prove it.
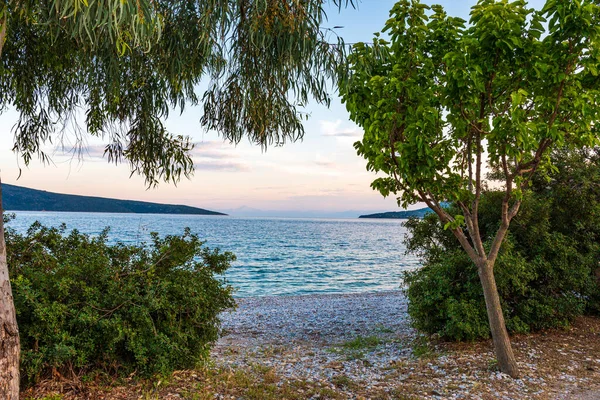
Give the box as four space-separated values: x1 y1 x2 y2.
6 220 236 386
403 149 600 341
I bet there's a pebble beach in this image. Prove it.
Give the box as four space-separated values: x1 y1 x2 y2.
214 291 600 400
23 290 600 399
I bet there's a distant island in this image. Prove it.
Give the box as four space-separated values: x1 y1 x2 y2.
359 207 432 219
1 183 226 215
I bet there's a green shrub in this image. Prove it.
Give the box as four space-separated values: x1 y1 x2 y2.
6 220 236 386
403 149 600 340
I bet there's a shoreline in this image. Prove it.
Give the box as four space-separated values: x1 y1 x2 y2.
232 288 407 300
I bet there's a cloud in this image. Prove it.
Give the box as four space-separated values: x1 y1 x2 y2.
315 160 336 167
191 149 232 160
193 140 227 150
253 185 294 191
193 160 249 172
319 120 362 137
52 140 250 173
191 140 251 172
286 186 362 200
314 154 337 169
55 141 236 162
192 140 245 160
191 141 230 156
54 144 108 160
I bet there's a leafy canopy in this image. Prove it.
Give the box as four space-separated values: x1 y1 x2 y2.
1 0 354 185
341 0 600 212
340 0 600 377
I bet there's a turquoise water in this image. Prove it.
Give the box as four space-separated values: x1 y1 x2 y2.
7 211 420 297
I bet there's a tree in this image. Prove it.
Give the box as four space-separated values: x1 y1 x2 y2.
403 157 600 341
0 1 353 397
340 0 600 377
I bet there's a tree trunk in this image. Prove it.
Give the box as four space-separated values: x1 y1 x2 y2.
478 261 519 378
0 178 20 399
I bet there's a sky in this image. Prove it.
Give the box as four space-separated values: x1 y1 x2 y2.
0 0 547 216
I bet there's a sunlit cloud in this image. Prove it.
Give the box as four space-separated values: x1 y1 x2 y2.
319 119 362 137
192 150 232 160
315 160 336 168
53 144 107 160
191 140 236 158
193 140 229 150
314 154 337 169
193 160 250 172
191 140 249 172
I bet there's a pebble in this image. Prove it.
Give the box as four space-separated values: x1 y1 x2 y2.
211 291 600 399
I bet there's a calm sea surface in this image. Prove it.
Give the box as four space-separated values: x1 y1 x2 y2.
7 212 421 297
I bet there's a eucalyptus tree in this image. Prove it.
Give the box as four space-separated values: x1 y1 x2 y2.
340 0 600 377
0 0 352 397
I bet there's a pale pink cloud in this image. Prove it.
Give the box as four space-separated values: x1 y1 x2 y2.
193 160 249 172
319 120 362 137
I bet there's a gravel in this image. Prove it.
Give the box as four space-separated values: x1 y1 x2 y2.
218 290 413 346
214 291 416 397
24 291 600 400
212 291 600 400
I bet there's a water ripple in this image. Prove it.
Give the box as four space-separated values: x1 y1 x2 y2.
8 212 421 297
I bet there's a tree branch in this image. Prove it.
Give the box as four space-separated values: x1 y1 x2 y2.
488 200 521 264
458 200 480 255
418 190 482 264
470 93 486 258
0 14 7 61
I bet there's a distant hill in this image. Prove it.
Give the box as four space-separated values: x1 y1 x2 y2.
359 207 432 219
223 206 391 218
1 184 226 215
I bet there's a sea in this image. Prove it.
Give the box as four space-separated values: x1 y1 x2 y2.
6 211 421 298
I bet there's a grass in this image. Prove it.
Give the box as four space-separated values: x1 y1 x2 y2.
374 324 395 334
487 358 499 372
340 335 383 350
330 374 361 391
327 334 386 360
27 396 64 400
411 335 440 359
260 345 286 357
133 365 348 400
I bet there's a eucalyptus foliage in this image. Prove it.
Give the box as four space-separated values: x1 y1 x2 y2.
0 1 355 395
340 0 600 377
1 0 354 185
